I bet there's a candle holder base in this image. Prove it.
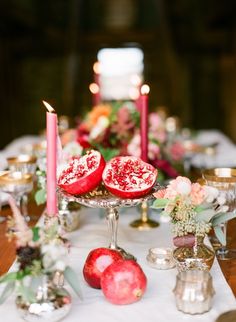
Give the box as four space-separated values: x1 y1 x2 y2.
130 200 159 230
130 218 159 230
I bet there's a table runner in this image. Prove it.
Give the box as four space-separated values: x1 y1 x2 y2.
0 206 236 321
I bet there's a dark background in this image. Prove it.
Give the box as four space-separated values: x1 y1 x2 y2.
0 0 235 149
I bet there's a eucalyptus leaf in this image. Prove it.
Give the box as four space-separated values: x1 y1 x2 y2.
213 226 226 246
211 212 236 227
0 281 15 304
35 188 46 205
195 203 212 213
30 276 43 293
55 288 70 297
64 266 83 299
17 283 36 303
0 272 18 283
152 198 168 209
195 209 216 223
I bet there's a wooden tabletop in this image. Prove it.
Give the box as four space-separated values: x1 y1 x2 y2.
0 199 44 276
0 200 236 297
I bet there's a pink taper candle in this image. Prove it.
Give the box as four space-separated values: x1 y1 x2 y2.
43 100 58 216
140 84 150 163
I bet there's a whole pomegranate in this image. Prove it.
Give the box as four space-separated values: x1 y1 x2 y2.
102 156 157 198
83 248 123 289
101 260 147 305
58 150 105 195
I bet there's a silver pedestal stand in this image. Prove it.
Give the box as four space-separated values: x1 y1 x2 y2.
58 187 158 260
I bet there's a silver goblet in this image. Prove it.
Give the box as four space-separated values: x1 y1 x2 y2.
7 155 37 221
0 171 33 222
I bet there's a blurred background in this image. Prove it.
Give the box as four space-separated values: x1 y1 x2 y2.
0 0 235 149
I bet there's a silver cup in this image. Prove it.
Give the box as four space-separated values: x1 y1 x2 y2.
173 270 215 314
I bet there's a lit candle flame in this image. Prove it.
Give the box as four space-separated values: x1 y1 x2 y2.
42 100 55 113
141 84 150 95
89 83 99 94
93 61 100 74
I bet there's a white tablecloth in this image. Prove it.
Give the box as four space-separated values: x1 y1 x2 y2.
191 130 236 169
0 207 236 321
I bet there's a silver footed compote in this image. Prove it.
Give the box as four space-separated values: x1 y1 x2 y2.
58 185 160 260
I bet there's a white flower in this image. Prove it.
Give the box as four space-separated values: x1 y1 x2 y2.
89 116 109 140
203 186 219 203
216 205 229 213
217 195 226 206
41 242 68 272
176 181 191 195
55 260 66 271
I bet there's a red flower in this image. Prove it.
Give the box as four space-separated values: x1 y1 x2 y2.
77 124 91 148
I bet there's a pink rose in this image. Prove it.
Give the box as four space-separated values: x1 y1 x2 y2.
165 176 192 198
190 183 206 205
153 189 167 199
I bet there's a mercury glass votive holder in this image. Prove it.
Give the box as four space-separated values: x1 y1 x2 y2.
146 247 175 270
173 270 215 314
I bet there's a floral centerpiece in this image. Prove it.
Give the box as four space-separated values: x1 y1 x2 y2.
0 195 81 317
77 102 139 160
152 176 236 270
76 102 185 180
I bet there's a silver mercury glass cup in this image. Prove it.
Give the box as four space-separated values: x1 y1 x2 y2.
202 168 236 260
173 270 215 314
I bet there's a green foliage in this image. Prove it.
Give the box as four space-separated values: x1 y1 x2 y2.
152 198 169 209
195 209 216 223
0 272 18 283
0 281 15 304
64 266 83 299
32 227 40 242
35 188 46 205
95 146 120 161
213 226 226 246
17 281 36 303
211 212 236 227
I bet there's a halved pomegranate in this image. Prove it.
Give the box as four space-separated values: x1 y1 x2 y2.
102 156 157 198
58 150 105 195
